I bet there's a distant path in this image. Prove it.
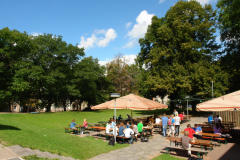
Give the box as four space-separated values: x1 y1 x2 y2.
88 117 207 160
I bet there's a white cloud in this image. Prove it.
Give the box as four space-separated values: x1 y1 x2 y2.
125 22 132 29
188 0 211 5
97 28 117 47
98 54 137 66
31 32 43 36
123 40 136 48
124 10 154 48
78 28 117 50
159 0 166 4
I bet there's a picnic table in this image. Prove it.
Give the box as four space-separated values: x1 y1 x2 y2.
166 137 215 151
98 121 108 126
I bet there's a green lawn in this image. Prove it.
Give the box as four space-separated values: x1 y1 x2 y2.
0 109 171 160
152 154 185 160
0 109 204 159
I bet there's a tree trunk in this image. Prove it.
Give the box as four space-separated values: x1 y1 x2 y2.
191 101 197 115
46 103 52 112
62 100 67 111
78 100 83 111
87 101 91 110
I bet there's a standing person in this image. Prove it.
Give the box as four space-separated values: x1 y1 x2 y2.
174 113 181 136
167 114 175 137
214 115 221 124
80 119 88 134
173 109 178 116
181 131 195 157
123 125 134 144
137 120 143 135
162 113 168 137
184 124 196 139
127 113 131 121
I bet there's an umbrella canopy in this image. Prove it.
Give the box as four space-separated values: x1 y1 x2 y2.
196 90 240 111
91 94 168 110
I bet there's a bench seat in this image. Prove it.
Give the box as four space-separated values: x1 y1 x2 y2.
164 145 208 159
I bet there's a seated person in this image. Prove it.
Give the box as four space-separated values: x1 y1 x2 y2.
184 124 196 139
118 122 125 136
109 125 118 135
137 120 143 135
127 113 131 121
154 114 157 119
147 120 154 135
181 131 195 157
182 111 186 116
214 121 224 134
125 122 131 128
118 115 122 121
179 112 184 120
148 116 154 123
155 116 161 124
106 122 112 134
123 126 134 144
70 119 77 129
192 124 202 133
80 119 88 134
110 119 115 128
131 124 138 140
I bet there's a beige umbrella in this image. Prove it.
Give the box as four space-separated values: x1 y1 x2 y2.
196 90 240 111
92 94 168 117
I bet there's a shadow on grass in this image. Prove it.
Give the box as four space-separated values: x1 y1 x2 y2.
0 124 21 130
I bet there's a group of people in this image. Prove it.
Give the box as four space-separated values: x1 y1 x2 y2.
117 113 132 121
70 119 88 134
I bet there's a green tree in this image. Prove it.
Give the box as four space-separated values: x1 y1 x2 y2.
136 0 228 112
0 27 34 111
74 56 110 110
217 0 240 92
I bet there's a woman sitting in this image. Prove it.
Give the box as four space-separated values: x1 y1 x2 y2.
214 121 224 134
70 119 77 129
80 119 88 134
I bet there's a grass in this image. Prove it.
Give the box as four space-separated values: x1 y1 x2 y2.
23 154 59 160
152 154 185 160
0 109 207 159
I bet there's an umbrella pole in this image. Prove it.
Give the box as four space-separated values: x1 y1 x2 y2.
131 109 132 123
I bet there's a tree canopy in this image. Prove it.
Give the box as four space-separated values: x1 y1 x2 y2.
136 0 228 111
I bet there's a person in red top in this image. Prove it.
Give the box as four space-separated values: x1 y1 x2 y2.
179 112 184 120
184 124 195 139
80 119 88 134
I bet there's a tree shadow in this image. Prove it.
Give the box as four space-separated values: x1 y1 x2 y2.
219 128 240 160
0 124 21 130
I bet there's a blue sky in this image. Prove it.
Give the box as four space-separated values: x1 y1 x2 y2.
1 0 219 65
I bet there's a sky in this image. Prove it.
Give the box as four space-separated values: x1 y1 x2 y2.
0 0 219 66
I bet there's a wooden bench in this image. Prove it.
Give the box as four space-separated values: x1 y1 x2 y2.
64 128 79 135
202 136 227 146
102 134 131 144
164 145 208 159
202 128 231 133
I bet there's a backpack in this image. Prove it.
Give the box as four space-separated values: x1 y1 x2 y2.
141 137 148 142
108 137 115 146
168 118 172 125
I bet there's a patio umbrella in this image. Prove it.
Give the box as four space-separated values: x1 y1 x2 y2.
92 93 168 118
196 90 240 111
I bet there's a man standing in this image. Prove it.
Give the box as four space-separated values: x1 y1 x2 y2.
162 113 168 137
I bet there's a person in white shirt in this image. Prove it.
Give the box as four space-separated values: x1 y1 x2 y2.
155 116 161 124
106 122 111 134
174 113 181 136
173 109 178 116
214 115 221 124
124 126 134 144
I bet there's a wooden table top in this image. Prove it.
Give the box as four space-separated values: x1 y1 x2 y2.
91 126 106 130
166 137 213 145
180 131 221 137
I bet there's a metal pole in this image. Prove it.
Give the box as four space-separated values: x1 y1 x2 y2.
187 99 189 117
212 80 214 99
114 98 116 144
